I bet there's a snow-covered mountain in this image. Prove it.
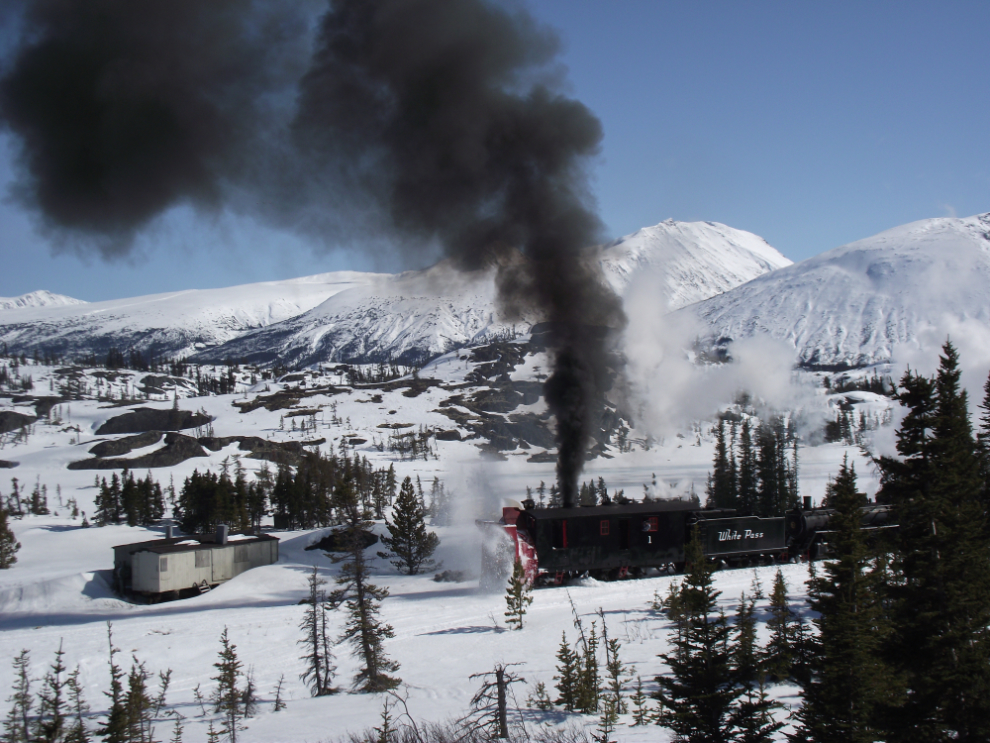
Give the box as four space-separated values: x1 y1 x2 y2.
0 219 788 365
192 259 520 366
593 219 791 309
0 272 380 360
193 219 791 366
684 213 990 368
0 289 86 311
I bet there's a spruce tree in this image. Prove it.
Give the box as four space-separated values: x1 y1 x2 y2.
0 508 20 568
96 623 128 743
553 631 578 711
64 667 90 743
377 476 439 575
328 481 400 693
733 591 758 686
3 649 32 743
707 420 736 509
212 627 244 743
790 460 894 743
654 529 742 743
879 342 990 742
733 676 783 743
298 566 337 696
34 641 68 743
737 419 758 514
503 560 532 630
762 569 795 681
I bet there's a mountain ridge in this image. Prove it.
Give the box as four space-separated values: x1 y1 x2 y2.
683 213 990 368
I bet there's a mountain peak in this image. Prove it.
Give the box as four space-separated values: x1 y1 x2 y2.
0 290 87 311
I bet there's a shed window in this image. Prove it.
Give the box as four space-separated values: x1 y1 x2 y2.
195 551 211 568
234 545 249 563
159 557 168 572
600 520 610 536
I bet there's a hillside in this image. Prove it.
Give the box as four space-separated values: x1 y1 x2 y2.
194 219 791 367
683 213 990 368
0 272 381 361
0 219 789 366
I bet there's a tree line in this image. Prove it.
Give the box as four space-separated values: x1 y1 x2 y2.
706 414 799 517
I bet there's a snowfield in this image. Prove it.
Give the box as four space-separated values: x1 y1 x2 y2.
0 350 882 742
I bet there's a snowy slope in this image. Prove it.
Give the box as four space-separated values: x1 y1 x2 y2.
683 213 990 368
195 220 790 367
0 289 86 310
593 218 791 309
192 259 532 366
0 352 875 742
0 272 382 360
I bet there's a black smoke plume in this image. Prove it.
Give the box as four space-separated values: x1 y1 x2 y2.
0 0 626 505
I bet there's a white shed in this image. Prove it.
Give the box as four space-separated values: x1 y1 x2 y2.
113 527 279 600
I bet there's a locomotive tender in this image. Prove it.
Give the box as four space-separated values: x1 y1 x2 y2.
479 497 892 586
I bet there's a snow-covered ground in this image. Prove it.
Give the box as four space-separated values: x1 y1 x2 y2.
0 353 883 742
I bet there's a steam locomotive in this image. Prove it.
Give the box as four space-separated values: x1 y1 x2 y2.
478 497 893 587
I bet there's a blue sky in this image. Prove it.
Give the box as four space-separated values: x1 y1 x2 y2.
1 0 988 302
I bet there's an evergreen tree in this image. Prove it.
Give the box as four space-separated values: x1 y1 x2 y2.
63 667 90 743
96 623 128 743
553 631 579 711
762 569 795 682
737 420 758 514
3 649 32 743
34 641 68 743
733 676 783 743
212 627 244 743
707 420 736 509
0 508 20 568
575 621 600 715
654 529 742 743
878 342 990 742
124 659 156 743
327 481 400 693
790 460 894 743
298 566 336 696
503 560 532 630
377 476 439 575
733 591 759 686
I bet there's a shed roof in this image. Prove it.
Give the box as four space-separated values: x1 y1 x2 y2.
114 533 278 555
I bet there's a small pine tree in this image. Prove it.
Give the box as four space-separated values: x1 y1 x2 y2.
576 621 601 715
527 682 554 711
503 560 532 630
298 566 337 696
212 627 244 743
169 715 183 743
124 659 155 743
377 476 440 575
271 675 286 713
34 641 68 743
734 591 759 686
0 508 20 569
96 623 128 743
630 676 649 726
763 569 795 681
3 649 32 743
732 675 783 743
63 667 90 743
553 631 579 711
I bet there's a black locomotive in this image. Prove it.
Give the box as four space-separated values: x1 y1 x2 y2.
479 497 893 586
